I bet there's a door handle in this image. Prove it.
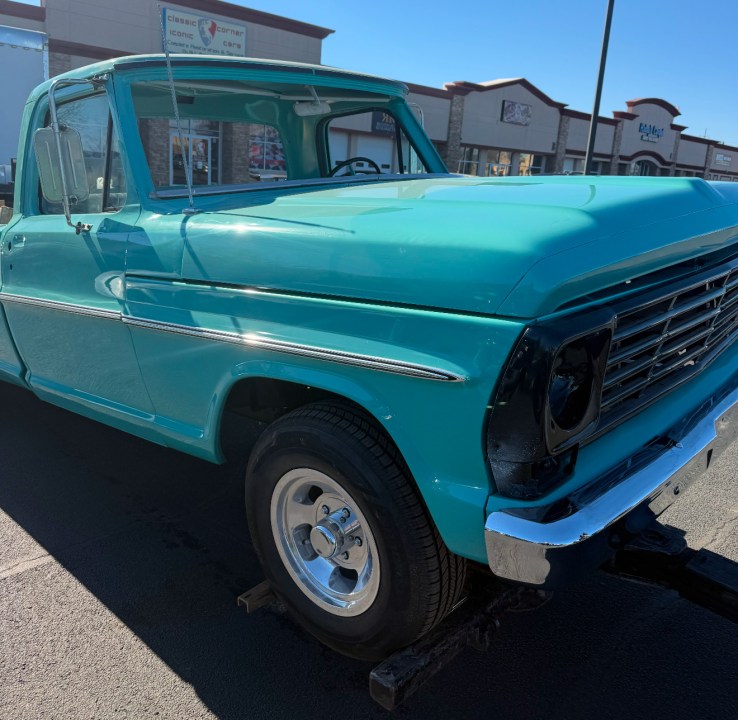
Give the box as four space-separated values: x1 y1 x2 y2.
6 234 26 252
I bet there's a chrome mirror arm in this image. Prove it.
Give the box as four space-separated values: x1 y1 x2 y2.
47 76 105 233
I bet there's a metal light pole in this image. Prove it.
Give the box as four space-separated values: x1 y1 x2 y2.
584 0 615 175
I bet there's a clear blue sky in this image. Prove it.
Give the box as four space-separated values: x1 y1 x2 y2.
239 0 738 147
14 0 738 145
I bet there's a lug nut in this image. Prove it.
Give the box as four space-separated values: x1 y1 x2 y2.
353 537 362 547
321 505 330 515
341 508 350 518
342 552 350 560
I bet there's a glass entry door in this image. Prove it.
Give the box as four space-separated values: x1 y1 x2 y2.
170 133 213 186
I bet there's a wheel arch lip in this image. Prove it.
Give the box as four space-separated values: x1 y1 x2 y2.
210 357 496 563
215 359 396 427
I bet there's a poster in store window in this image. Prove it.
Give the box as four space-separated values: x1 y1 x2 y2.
248 124 287 176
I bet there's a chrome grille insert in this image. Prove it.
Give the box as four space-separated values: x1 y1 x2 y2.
601 259 738 426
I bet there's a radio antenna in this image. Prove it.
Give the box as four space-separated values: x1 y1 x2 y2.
157 3 198 214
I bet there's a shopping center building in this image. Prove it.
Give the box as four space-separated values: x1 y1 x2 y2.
1 0 735 182
406 80 737 181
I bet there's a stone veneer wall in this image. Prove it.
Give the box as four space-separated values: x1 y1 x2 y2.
553 115 570 174
609 120 624 175
669 133 681 176
442 94 465 172
138 118 170 187
703 144 717 177
221 123 251 184
48 52 71 78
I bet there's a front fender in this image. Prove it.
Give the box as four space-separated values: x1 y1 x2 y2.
124 276 524 562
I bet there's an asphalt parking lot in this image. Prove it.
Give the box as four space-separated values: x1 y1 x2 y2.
1 381 737 720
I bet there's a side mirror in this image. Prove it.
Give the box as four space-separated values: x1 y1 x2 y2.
33 126 90 205
0 206 12 225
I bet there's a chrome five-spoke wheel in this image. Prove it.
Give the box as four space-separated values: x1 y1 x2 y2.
270 468 380 616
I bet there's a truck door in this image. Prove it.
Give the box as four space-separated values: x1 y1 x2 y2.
0 208 27 386
0 90 155 420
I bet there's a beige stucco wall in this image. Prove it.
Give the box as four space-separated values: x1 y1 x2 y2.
0 15 44 32
460 84 559 153
564 116 615 155
406 92 450 142
245 24 321 64
43 0 322 63
677 138 708 167
45 0 154 54
329 113 373 132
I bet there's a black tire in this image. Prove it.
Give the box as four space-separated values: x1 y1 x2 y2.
245 402 467 661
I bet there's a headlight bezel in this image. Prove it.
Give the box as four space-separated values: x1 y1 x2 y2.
487 308 614 499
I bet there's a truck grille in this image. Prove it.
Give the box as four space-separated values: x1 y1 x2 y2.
601 259 738 426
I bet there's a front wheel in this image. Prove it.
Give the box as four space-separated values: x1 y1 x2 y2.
245 403 467 661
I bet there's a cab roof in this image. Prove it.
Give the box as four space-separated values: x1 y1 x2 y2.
28 54 409 102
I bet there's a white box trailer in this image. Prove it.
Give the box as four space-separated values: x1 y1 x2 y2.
0 25 48 193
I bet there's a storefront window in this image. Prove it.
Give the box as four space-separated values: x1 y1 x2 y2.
458 146 479 175
563 157 584 175
486 150 512 177
518 153 544 176
632 159 659 176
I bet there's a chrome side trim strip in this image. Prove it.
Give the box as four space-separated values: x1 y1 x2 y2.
0 292 121 320
485 381 738 587
123 316 465 382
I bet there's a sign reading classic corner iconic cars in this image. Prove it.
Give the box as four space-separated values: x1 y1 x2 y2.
162 7 246 56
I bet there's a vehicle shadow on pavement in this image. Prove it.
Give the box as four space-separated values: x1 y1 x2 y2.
1 382 737 720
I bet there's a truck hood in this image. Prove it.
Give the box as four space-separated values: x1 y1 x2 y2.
181 176 738 318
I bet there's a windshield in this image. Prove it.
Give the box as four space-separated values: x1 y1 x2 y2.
130 79 436 195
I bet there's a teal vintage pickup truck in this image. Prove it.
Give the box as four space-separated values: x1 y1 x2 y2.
2 55 738 661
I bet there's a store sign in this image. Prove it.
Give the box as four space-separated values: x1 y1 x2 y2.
371 111 396 136
639 122 664 143
162 7 246 56
501 100 532 126
716 153 732 166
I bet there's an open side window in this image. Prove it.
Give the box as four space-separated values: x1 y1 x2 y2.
322 109 429 177
39 93 127 216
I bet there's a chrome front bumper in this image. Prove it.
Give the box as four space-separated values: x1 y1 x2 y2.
485 384 738 588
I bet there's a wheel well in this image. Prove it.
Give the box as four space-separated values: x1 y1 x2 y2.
219 377 366 460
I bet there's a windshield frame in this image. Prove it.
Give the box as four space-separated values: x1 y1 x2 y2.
115 65 448 203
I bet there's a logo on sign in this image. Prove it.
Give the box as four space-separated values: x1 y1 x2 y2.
639 122 664 143
198 18 217 47
716 153 732 167
371 111 396 136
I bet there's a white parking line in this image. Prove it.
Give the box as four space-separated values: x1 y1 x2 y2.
0 553 55 581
